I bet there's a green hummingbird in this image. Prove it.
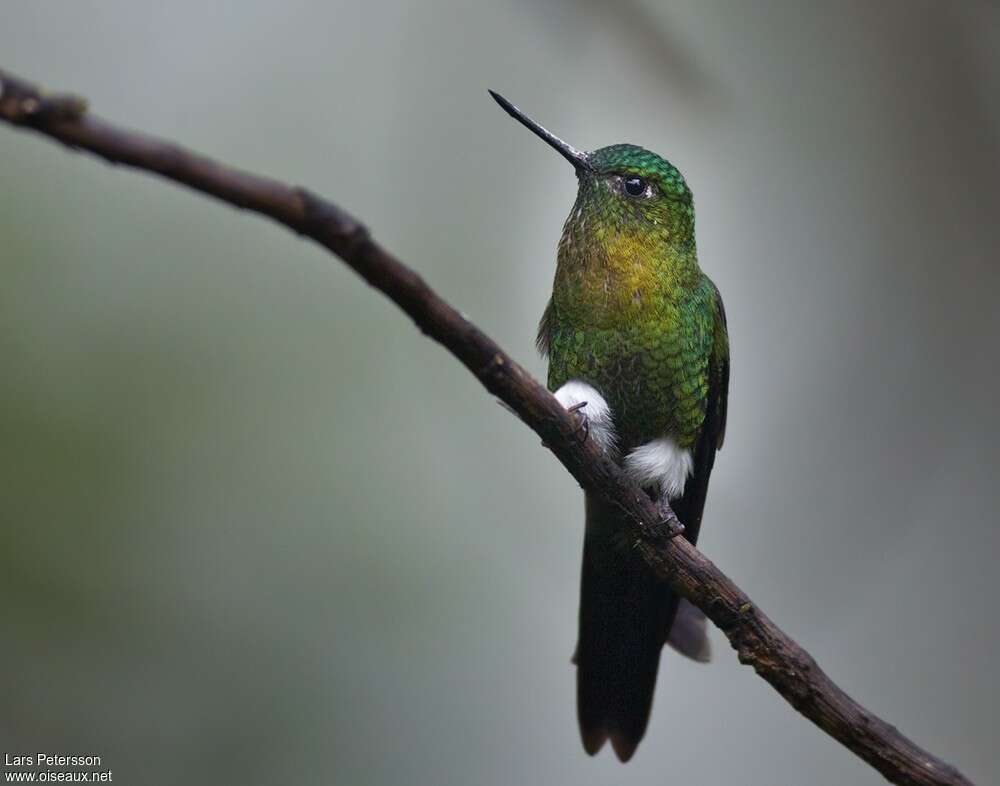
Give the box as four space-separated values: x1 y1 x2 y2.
490 91 730 761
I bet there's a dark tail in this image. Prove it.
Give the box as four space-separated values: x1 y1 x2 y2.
575 493 681 762
576 382 722 760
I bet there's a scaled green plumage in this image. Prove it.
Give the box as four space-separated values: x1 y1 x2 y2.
538 144 728 452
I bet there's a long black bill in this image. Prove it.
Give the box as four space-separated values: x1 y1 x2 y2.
489 90 590 173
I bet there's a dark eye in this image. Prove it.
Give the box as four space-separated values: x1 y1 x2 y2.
623 176 647 197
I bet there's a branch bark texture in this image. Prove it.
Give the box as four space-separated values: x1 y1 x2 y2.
0 69 973 786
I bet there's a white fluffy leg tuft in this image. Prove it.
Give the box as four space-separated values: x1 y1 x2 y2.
553 380 618 454
624 438 693 500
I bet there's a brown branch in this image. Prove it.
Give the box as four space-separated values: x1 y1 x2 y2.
0 68 973 786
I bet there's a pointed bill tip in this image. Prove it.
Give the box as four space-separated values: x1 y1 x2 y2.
487 89 516 117
487 89 590 172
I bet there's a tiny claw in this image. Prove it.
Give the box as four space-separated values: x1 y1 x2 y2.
663 519 686 540
656 495 686 539
566 401 589 443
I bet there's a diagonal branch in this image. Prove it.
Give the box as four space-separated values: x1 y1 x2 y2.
0 68 973 786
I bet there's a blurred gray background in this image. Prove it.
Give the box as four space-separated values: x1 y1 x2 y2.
2 1 998 784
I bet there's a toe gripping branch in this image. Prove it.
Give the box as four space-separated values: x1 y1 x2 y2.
566 400 589 443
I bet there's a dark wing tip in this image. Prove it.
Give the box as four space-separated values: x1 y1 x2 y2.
536 300 553 357
666 598 712 663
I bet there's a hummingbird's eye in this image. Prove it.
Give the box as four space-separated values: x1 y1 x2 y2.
623 176 648 198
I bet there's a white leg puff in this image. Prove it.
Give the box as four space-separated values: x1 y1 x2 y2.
553 380 618 455
624 438 693 501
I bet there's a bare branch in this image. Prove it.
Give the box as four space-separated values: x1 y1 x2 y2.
0 68 973 786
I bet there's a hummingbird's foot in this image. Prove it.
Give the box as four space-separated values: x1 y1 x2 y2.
567 400 590 443
655 495 686 539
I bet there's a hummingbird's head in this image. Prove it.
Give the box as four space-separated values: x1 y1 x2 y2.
489 91 695 251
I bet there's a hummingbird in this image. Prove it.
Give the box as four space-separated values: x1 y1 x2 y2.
490 91 730 761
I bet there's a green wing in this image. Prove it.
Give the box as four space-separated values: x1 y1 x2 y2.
673 282 729 543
